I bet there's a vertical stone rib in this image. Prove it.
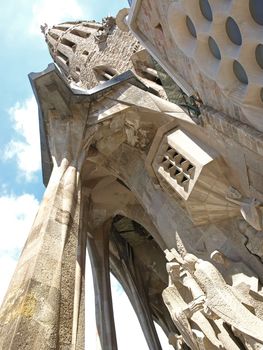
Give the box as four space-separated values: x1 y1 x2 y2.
72 194 87 350
86 220 118 350
110 250 162 350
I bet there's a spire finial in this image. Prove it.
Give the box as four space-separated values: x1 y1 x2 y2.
40 23 48 36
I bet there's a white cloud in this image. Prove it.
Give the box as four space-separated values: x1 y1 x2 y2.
0 192 39 305
28 0 85 36
4 96 41 181
0 193 39 256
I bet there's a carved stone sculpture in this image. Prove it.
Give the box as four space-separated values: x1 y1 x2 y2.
94 16 116 43
183 253 263 343
163 261 223 350
163 249 263 350
226 187 263 231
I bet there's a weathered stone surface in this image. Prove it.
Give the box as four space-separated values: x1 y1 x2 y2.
0 163 82 349
2 5 263 350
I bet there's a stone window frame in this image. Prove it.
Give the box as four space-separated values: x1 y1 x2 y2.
93 65 119 83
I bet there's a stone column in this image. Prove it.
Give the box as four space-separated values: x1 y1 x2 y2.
86 220 118 350
110 244 162 350
0 113 96 350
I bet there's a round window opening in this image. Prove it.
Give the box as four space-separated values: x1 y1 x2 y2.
260 88 263 102
233 60 248 84
250 0 263 25
186 16 197 38
226 17 242 46
208 37 221 60
256 44 263 70
199 0 213 22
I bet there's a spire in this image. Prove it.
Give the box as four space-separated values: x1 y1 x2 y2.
43 17 140 89
45 20 104 79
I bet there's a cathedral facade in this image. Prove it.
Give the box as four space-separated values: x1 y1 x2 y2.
1 1 263 349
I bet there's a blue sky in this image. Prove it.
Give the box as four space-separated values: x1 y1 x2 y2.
0 1 172 349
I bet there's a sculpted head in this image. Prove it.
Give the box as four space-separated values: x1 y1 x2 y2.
210 250 225 265
166 262 180 285
182 253 198 272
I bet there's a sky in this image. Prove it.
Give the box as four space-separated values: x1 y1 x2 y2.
0 1 173 349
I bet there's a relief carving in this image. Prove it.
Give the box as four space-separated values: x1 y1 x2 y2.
94 16 116 44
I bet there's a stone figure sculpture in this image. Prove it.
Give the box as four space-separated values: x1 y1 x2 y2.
162 262 206 350
183 254 263 342
163 260 223 350
163 249 263 350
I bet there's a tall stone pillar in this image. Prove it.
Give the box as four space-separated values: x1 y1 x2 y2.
86 220 118 350
0 112 96 350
